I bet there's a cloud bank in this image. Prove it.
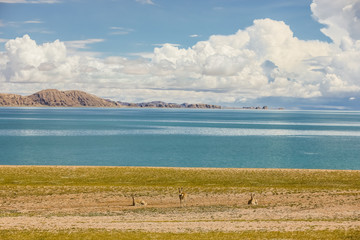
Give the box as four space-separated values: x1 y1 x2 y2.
1 0 360 108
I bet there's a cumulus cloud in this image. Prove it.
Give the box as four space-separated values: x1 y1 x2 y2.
1 0 360 107
149 18 337 99
311 0 360 46
2 35 66 83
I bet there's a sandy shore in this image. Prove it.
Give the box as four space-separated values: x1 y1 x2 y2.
0 166 359 233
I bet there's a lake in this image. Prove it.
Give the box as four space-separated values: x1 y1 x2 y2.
1 107 360 170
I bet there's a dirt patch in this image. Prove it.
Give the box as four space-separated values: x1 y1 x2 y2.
1 189 359 232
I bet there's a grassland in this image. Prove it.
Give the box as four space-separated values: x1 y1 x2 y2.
1 166 359 190
1 229 360 240
0 166 359 239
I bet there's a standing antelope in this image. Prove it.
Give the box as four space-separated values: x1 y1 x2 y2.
178 188 187 207
131 195 147 206
248 193 258 205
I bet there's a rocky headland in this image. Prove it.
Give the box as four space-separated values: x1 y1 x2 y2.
0 89 222 109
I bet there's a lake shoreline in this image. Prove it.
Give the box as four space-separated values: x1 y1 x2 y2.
1 164 359 172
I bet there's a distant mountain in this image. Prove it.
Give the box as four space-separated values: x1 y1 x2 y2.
0 93 37 106
0 89 222 109
0 89 119 107
118 101 221 109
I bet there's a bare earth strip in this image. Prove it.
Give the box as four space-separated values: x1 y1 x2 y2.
1 191 360 232
1 216 360 232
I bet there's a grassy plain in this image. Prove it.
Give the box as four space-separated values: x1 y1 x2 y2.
1 166 359 190
1 229 360 240
0 166 359 239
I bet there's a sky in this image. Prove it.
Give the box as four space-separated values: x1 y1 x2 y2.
0 0 360 109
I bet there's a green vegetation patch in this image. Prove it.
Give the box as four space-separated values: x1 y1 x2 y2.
0 166 359 191
1 229 360 240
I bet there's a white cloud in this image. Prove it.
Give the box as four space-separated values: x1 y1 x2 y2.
109 27 134 35
135 0 154 5
128 52 154 59
64 39 104 50
149 18 336 99
153 43 181 47
1 0 360 106
0 0 59 3
24 20 43 24
189 34 200 38
311 0 360 45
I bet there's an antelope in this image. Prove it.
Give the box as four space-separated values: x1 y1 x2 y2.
131 195 147 206
248 193 258 205
178 188 187 207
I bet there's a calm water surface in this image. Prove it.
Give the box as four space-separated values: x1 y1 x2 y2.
1 107 360 169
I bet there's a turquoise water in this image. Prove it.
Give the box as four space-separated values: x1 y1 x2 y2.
1 107 360 169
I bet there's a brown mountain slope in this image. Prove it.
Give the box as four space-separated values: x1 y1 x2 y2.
0 89 119 107
0 93 39 106
27 89 119 107
0 89 222 108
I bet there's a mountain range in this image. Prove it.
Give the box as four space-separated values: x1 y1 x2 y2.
0 89 222 109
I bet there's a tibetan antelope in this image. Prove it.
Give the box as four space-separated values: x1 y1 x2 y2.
248 193 258 205
131 195 147 206
178 188 187 207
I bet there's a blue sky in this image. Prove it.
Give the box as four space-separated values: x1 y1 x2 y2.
1 0 360 109
0 0 327 56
